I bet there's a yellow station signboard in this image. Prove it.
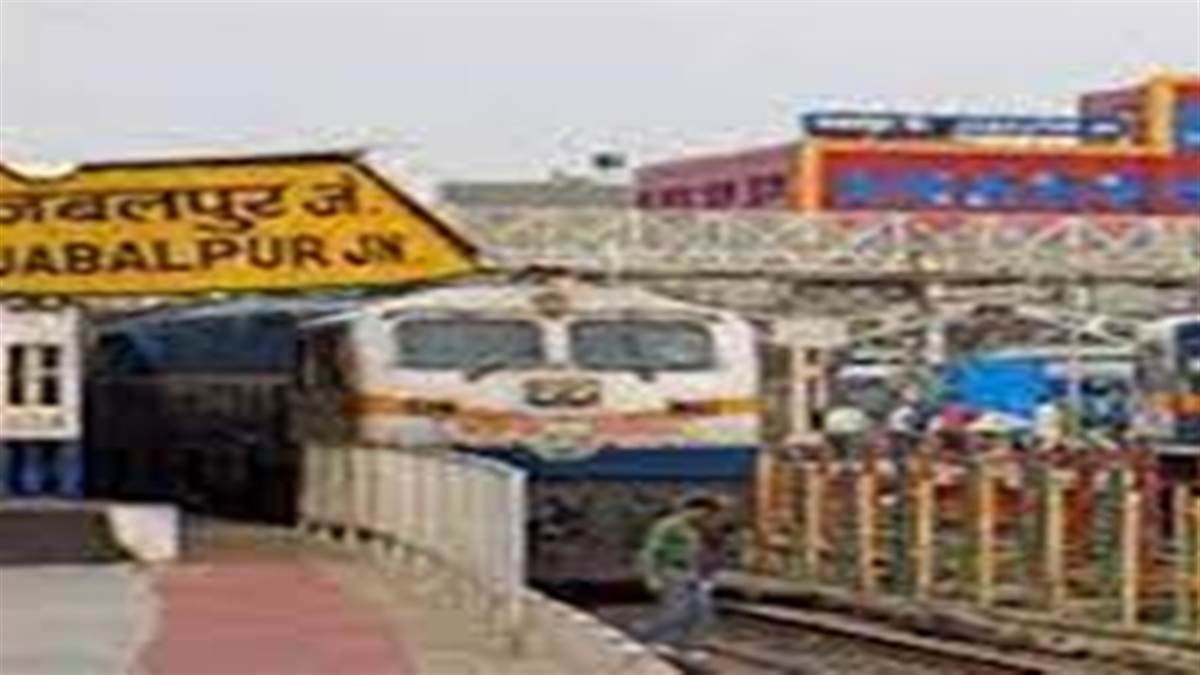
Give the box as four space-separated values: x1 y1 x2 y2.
0 153 478 295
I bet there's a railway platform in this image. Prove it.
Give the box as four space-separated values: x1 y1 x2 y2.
0 519 675 675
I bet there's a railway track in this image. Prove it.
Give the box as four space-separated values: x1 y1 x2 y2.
709 602 1053 675
588 598 1155 675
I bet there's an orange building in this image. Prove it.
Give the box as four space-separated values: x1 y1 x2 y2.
635 74 1200 215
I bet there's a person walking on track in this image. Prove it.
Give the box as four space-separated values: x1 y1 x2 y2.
633 492 728 659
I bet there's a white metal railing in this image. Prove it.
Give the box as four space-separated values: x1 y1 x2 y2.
299 444 526 636
296 444 678 673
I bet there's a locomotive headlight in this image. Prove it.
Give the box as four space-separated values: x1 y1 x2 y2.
525 378 601 407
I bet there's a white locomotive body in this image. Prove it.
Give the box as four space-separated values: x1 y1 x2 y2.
298 279 762 467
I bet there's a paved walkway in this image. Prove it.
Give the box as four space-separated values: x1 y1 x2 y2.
0 566 154 675
0 523 608 675
138 559 414 675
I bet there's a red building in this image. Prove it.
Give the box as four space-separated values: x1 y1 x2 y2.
635 74 1200 215
635 143 796 210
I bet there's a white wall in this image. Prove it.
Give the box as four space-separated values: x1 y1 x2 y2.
0 303 83 442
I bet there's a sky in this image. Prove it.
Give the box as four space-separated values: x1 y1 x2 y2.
1 0 1198 193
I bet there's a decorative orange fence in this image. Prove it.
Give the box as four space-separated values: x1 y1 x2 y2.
754 442 1200 642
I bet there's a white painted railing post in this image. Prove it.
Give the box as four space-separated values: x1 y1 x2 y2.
297 445 530 651
506 467 528 652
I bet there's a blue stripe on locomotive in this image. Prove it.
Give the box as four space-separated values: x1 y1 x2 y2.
464 446 758 481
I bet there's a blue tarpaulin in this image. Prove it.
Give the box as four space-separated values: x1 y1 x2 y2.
941 357 1052 422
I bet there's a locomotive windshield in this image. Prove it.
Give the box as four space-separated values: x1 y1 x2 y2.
569 319 714 372
394 318 545 370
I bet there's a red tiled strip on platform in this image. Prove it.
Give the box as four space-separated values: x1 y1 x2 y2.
137 560 415 675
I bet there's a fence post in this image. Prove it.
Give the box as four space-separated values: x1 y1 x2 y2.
396 450 410 555
784 453 798 572
888 438 912 595
483 471 500 623
466 462 481 613
413 453 429 576
1193 497 1200 641
754 448 778 573
329 445 345 537
379 448 399 556
329 446 343 536
506 468 528 655
912 448 935 601
320 445 337 538
439 457 460 606
1172 483 1191 632
347 446 363 542
857 449 879 594
1043 469 1067 613
458 460 478 611
344 447 357 541
353 448 369 543
365 447 380 544
1119 475 1141 630
802 461 824 582
975 450 997 608
424 452 440 581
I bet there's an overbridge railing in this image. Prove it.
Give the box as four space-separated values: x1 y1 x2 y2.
449 208 1200 283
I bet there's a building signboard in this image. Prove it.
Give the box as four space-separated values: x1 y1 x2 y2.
801 112 1127 141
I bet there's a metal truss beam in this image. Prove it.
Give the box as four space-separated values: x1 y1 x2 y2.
450 208 1200 285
